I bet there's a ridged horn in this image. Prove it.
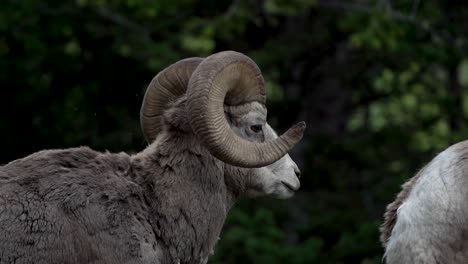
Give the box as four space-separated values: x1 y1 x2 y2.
186 51 305 168
140 57 204 143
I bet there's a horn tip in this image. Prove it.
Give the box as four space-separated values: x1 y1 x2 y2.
296 121 306 129
288 121 306 140
293 121 306 132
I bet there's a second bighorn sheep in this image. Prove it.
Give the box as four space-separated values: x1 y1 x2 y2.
0 51 305 264
381 141 468 264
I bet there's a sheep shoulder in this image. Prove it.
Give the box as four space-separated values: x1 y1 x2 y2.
381 141 468 264
0 147 166 264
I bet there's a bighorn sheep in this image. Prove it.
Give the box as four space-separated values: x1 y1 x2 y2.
380 141 468 264
0 51 305 264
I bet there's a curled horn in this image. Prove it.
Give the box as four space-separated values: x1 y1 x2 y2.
186 51 305 168
140 58 204 143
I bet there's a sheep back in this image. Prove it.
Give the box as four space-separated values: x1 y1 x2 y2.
0 147 165 264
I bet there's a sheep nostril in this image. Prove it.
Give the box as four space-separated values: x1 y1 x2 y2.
294 168 301 178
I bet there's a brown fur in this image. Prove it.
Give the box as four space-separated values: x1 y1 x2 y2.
0 97 256 264
380 167 425 247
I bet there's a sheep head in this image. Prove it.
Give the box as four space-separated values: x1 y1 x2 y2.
140 51 305 198
225 102 301 199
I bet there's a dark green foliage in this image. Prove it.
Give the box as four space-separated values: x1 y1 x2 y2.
211 201 323 264
1 0 468 263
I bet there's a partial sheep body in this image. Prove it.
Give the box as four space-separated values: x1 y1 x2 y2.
381 141 468 264
0 147 161 263
0 127 224 263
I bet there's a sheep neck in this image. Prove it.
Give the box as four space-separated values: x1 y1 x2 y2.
132 132 232 263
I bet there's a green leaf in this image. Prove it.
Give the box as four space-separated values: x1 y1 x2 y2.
64 40 81 56
458 59 468 87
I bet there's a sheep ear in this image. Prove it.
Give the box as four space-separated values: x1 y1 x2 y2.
140 57 204 143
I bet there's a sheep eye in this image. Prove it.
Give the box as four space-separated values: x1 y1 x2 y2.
250 125 262 133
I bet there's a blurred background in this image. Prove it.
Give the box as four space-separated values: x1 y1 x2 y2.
1 0 467 263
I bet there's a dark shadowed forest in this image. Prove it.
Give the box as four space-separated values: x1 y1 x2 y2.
1 0 467 263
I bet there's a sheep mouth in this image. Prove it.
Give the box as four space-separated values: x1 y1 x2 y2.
281 181 298 192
